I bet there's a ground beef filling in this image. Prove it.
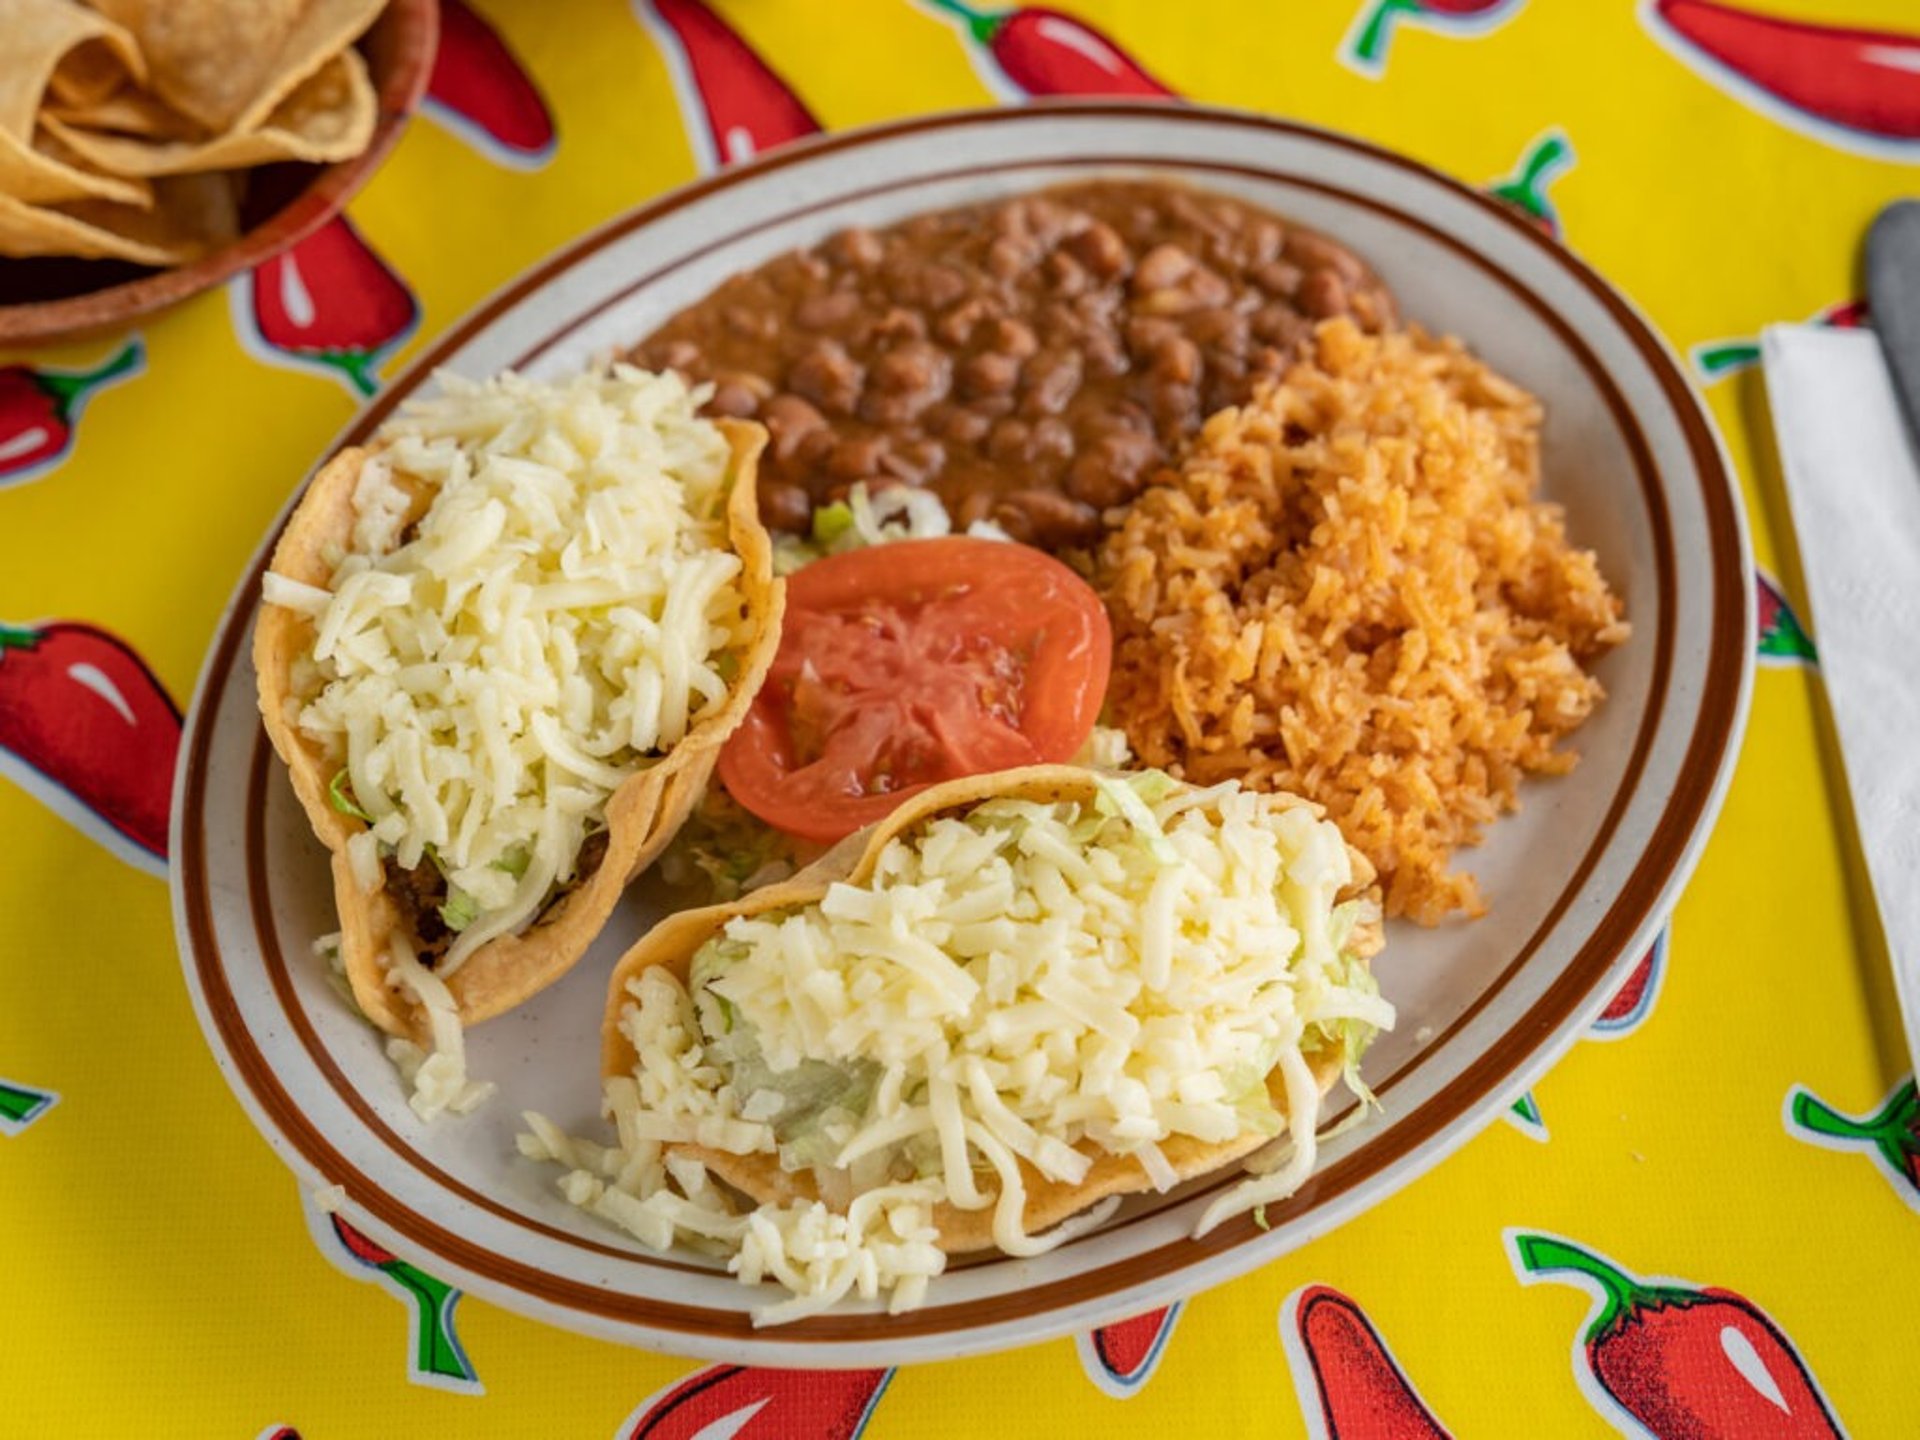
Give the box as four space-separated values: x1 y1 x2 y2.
631 180 1395 551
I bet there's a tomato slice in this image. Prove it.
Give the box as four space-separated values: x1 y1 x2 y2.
718 536 1112 843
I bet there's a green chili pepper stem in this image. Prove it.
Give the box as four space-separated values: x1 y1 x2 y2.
1350 0 1424 66
1695 341 1762 378
1514 1233 1693 1340
1792 1081 1917 1148
0 1080 56 1127
319 348 385 399
39 340 143 412
377 1261 476 1383
922 0 1003 45
1489 133 1571 222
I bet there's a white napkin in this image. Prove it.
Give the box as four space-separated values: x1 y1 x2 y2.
1762 324 1920 1071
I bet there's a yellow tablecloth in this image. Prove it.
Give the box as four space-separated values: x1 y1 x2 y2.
4 1 1916 1434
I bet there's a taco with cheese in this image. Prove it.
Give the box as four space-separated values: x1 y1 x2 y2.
537 764 1391 1323
255 367 783 1110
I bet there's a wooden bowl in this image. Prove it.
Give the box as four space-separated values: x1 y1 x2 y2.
0 0 438 348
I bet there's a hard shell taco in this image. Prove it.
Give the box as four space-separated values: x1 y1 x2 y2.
255 367 783 1106
547 763 1391 1322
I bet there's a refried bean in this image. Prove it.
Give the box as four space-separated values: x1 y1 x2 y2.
630 180 1396 550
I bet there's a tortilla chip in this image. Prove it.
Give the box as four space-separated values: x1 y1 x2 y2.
0 0 141 138
0 169 234 262
42 48 374 177
46 34 146 110
86 0 304 133
254 421 787 1042
0 123 151 206
236 0 387 133
0 0 149 204
90 0 386 136
604 765 1380 1254
46 86 203 142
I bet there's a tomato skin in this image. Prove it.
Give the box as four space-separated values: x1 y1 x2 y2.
718 537 1111 843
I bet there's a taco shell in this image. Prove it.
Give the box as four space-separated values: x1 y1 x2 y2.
603 764 1381 1254
257 419 785 1042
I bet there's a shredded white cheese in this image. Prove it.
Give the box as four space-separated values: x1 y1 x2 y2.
385 939 496 1120
520 1091 948 1326
278 365 750 975
534 773 1392 1321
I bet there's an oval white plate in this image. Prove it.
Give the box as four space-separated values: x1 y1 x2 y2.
172 103 1752 1365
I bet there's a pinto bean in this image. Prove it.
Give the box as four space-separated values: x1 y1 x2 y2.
1284 230 1365 283
825 226 882 268
960 351 1019 398
1298 267 1351 320
827 434 890 479
992 490 1099 548
795 291 860 330
789 341 864 415
1068 220 1130 279
761 394 827 461
1022 349 1083 415
1132 242 1194 292
708 382 761 417
758 482 813 533
989 317 1039 359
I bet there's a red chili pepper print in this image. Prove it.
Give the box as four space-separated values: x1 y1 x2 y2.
0 1076 58 1137
1504 1089 1547 1141
237 216 420 398
1691 297 1867 382
308 1203 480 1393
923 0 1175 99
1788 1076 1920 1213
1077 1303 1183 1396
618 1365 892 1440
640 0 820 170
424 0 556 167
253 1429 301 1440
1591 927 1669 1038
0 340 143 488
1341 0 1525 77
1510 1231 1845 1439
1649 0 1920 154
0 619 179 876
1485 129 1573 236
1755 570 1816 666
1281 1285 1452 1439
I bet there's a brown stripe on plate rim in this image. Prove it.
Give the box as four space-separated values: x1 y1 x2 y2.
177 103 1748 1343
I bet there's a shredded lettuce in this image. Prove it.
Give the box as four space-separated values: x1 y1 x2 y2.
1071 725 1135 772
1092 772 1180 865
770 481 1005 576
811 501 856 546
659 786 810 902
1306 938 1387 1108
439 888 481 932
490 844 531 879
328 768 372 822
693 938 881 1152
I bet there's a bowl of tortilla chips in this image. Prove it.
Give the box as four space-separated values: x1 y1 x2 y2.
0 0 436 346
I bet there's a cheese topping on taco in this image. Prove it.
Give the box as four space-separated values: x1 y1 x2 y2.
274 367 750 975
530 770 1392 1323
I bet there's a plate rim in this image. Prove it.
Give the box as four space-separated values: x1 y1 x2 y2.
170 100 1754 1365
